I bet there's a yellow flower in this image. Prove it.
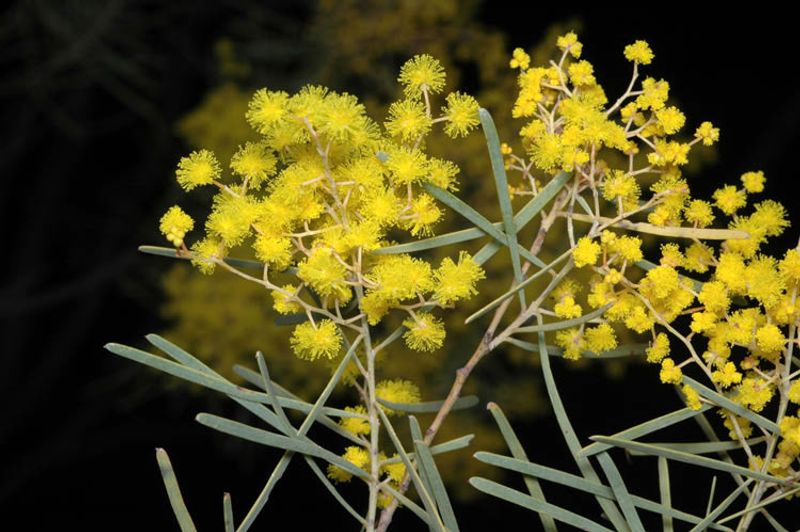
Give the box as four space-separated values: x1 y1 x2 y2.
788 381 800 405
290 320 342 361
741 170 765 193
376 379 421 415
554 296 582 319
755 323 784 354
271 284 301 315
398 54 446 97
176 149 221 191
339 406 370 436
573 237 601 267
695 121 720 146
646 333 670 363
555 327 585 360
433 252 485 305
682 384 702 410
556 32 583 58
246 89 289 134
655 106 685 134
712 185 747 216
711 361 743 388
327 446 370 483
402 313 446 352
385 99 432 141
659 358 682 384
159 206 194 247
230 141 277 186
624 40 654 65
442 92 481 138
584 323 617 353
509 47 530 70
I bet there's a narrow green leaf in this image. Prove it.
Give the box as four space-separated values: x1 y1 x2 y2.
658 457 672 532
474 452 730 530
568 214 750 240
376 395 478 414
380 483 433 527
596 452 646 532
304 457 367 526
413 438 460 532
682 376 780 434
505 337 647 359
375 225 494 255
236 342 361 531
469 477 614 532
514 304 611 334
196 413 368 479
138 245 265 270
715 486 800 525
688 479 753 532
590 436 791 485
105 342 360 420
377 408 445 531
485 403 556 532
465 249 571 324
382 435 476 465
223 493 234 532
532 320 629 530
256 352 293 433
575 194 593 216
480 107 526 308
627 438 766 456
514 171 572 228
155 448 197 532
706 476 718 516
423 182 543 268
581 406 712 457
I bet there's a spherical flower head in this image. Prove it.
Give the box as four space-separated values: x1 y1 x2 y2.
246 89 289 134
659 358 682 384
176 149 221 191
711 361 743 388
756 323 784 354
271 284 301 315
567 60 595 86
297 247 349 299
385 99 432 141
290 320 342 361
690 311 717 334
685 200 715 228
339 406 370 436
682 384 702 411
573 237 601 268
712 185 747 216
327 446 370 483
646 333 670 363
382 458 406 484
254 234 293 271
695 121 720 146
736 377 774 412
602 171 640 202
190 237 223 274
376 379 421 415
398 55 446 98
406 193 442 236
555 327 585 360
385 145 428 185
779 249 800 283
402 313 446 352
230 141 276 186
584 323 617 353
554 296 582 319
788 381 800 405
509 48 530 70
741 170 765 194
556 31 582 58
159 206 194 247
698 281 730 315
426 158 460 191
433 251 485 305
442 92 481 138
655 106 685 135
624 40 654 65
317 92 368 142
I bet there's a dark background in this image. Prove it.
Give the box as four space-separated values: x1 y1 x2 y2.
2 1 799 529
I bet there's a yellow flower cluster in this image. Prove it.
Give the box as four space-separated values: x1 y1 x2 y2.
160 55 485 365
505 33 800 474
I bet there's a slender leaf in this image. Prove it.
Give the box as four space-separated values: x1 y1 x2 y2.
223 493 234 532
689 479 753 532
139 245 264 270
465 250 571 324
376 395 478 414
196 413 368 479
485 403 556 531
505 337 647 359
375 225 495 255
682 376 779 434
304 457 367 526
413 437 460 532
581 406 712 457
256 352 293 433
480 107 525 308
658 457 672 532
532 319 629 530
514 304 612 334
155 448 197 532
381 435 476 465
469 477 614 532
474 452 730 530
568 214 750 240
627 438 766 456
706 476 718 516
716 486 800 525
590 436 791 485
596 452 646 532
377 408 445 531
